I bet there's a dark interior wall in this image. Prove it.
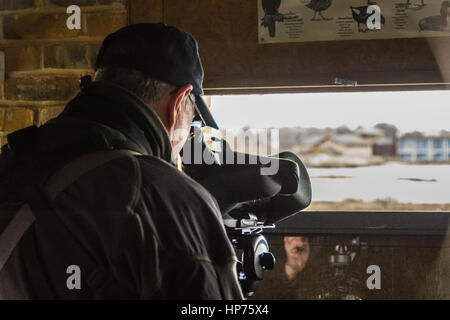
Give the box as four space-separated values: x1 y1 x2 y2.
129 0 450 94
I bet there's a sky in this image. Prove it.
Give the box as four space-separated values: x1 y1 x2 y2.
210 90 450 134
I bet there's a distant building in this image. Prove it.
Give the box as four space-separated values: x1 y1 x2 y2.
353 127 396 157
372 136 396 157
397 133 450 161
302 134 383 167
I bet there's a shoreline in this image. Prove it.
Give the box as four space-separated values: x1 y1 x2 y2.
306 200 450 211
305 159 450 169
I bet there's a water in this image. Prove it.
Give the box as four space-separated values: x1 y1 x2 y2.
307 162 450 204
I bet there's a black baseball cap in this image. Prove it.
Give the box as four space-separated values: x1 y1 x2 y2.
95 23 218 129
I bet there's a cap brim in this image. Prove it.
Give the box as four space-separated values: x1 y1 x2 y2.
194 95 219 129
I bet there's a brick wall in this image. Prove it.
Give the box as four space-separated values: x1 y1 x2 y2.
0 0 128 149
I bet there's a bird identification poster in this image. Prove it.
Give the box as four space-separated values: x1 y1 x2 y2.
258 0 450 43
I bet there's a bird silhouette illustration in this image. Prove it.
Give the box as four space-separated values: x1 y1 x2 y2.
418 1 450 32
306 0 333 21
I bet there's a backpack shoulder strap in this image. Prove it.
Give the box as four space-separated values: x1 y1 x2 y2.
45 149 142 200
0 149 142 273
0 204 35 272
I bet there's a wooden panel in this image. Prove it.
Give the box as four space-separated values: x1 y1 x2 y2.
129 0 450 93
128 0 164 25
267 211 450 236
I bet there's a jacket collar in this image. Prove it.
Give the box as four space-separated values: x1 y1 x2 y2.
59 80 174 164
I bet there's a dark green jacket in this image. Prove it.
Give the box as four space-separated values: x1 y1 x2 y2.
0 81 243 300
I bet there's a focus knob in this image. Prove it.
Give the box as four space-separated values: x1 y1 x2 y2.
259 252 275 270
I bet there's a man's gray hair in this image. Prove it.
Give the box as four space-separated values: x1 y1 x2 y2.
94 67 174 105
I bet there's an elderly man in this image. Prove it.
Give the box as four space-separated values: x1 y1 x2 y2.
0 23 243 300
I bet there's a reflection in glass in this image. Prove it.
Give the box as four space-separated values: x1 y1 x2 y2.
284 236 310 281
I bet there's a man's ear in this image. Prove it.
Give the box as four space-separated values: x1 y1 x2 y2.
167 84 193 131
